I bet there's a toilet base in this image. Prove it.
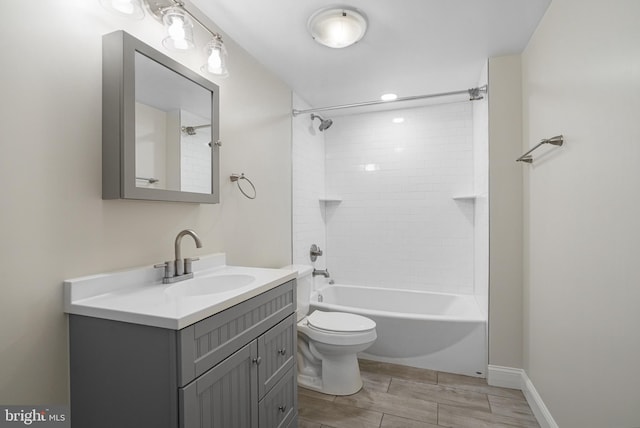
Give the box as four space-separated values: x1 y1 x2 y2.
298 375 363 396
297 340 366 395
296 311 377 396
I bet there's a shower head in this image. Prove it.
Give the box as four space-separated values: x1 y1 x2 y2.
311 114 333 131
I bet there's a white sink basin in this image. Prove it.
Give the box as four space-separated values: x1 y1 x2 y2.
63 253 297 329
165 274 256 298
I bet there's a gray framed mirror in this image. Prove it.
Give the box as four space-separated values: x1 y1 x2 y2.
102 31 220 203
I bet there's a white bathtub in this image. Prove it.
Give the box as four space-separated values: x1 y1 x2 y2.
309 284 487 377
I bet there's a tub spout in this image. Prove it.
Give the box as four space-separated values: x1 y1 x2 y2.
312 268 330 278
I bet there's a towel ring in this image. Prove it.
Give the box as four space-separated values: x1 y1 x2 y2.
230 173 256 199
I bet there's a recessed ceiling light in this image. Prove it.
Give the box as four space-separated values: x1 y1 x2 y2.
392 117 405 124
380 93 398 101
308 7 368 49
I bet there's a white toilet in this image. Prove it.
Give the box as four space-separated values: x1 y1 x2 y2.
286 265 377 395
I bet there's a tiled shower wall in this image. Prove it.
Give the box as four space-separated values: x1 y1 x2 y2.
181 110 212 194
473 64 489 314
292 94 327 269
324 103 476 294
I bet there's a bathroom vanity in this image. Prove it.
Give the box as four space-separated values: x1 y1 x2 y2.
64 254 297 428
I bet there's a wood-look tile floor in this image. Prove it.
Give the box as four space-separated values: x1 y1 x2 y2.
298 359 540 428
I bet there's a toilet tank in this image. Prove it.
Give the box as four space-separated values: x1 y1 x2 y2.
282 264 314 321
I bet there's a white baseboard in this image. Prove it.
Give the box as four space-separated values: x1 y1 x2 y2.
487 365 559 428
487 365 523 390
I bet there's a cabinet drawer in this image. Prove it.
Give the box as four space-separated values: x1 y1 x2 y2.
259 367 297 428
178 280 295 386
180 342 259 428
258 313 296 397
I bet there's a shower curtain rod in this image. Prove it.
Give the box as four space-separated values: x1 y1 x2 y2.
292 85 487 116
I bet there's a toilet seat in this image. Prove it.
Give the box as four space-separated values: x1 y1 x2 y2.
307 310 375 333
298 311 377 346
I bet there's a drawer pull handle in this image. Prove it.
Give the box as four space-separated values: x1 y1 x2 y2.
278 348 287 356
278 405 287 413
252 356 262 365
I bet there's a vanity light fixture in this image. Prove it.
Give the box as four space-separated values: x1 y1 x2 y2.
100 0 230 77
161 6 195 51
201 34 229 78
308 6 368 48
100 0 145 19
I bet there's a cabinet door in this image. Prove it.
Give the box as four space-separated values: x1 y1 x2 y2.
179 280 295 386
257 314 296 397
180 342 258 428
258 367 297 428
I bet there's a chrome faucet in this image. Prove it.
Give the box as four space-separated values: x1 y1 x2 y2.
155 229 203 284
174 229 202 275
312 268 330 278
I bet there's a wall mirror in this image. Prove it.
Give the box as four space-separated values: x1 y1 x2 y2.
102 31 220 203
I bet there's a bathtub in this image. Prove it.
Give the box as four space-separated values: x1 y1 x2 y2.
309 284 487 377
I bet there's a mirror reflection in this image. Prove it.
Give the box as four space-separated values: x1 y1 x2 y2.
134 52 212 194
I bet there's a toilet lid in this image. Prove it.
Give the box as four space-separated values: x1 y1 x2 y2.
307 311 375 333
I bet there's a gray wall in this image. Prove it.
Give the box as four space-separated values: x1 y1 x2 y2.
488 56 524 369
522 0 640 425
0 0 292 404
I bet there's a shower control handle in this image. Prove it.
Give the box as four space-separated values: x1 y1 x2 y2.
310 244 323 261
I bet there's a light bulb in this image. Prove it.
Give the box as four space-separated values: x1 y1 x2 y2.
168 18 187 49
207 49 222 71
201 37 229 77
162 7 194 51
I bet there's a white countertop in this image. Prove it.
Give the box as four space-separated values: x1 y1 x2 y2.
63 253 297 330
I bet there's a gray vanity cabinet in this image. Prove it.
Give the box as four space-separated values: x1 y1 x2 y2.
258 313 296 397
180 314 297 428
181 341 258 428
69 280 297 428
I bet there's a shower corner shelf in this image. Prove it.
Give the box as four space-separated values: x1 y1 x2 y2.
319 196 342 203
452 192 487 201
452 194 479 201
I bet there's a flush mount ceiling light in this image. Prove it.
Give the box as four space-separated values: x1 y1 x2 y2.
307 6 368 48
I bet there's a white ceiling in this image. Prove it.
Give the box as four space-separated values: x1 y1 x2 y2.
190 0 551 108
